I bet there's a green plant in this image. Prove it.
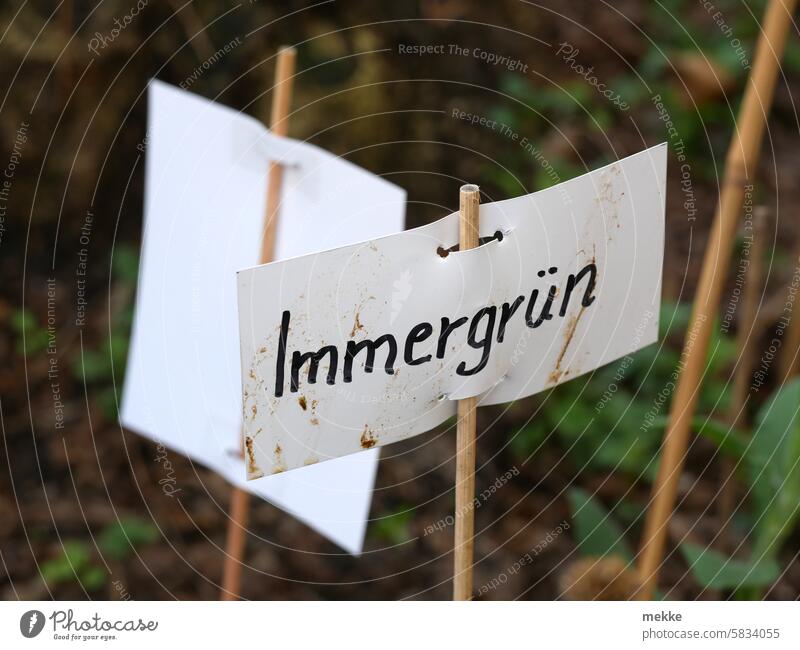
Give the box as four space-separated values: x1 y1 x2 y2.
748 379 800 557
510 302 738 482
41 541 106 592
40 518 158 592
679 543 779 591
10 307 49 354
71 333 128 384
70 244 137 417
98 517 159 560
111 242 139 287
567 487 633 560
370 505 414 545
679 379 800 595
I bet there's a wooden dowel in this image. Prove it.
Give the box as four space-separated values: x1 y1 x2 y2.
220 46 296 601
260 47 296 265
453 184 480 601
636 0 797 600
717 206 768 550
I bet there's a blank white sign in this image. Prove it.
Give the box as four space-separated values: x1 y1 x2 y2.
121 81 406 554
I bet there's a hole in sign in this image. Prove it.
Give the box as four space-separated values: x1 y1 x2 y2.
436 230 504 258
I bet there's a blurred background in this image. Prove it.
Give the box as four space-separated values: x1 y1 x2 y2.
1 0 800 600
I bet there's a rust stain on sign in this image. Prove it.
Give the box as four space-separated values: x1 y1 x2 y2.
298 395 307 411
272 443 286 474
360 426 377 449
245 436 264 479
350 311 364 338
549 306 586 384
349 296 375 337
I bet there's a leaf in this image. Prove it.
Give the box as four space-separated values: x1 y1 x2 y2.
510 420 549 460
567 488 633 561
680 542 779 590
99 517 158 560
72 335 129 383
748 379 800 557
111 243 139 286
659 301 692 340
79 565 107 591
694 418 749 460
10 307 35 333
62 540 90 569
41 557 74 585
370 506 413 545
557 398 595 438
11 307 50 354
41 541 91 585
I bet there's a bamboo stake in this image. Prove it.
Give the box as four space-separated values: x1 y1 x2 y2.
220 46 296 601
260 49 296 265
637 0 797 600
453 184 480 601
779 240 800 380
718 206 768 550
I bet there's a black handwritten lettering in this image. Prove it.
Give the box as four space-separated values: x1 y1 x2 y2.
272 261 601 396
405 322 434 365
291 346 338 392
344 335 398 382
457 306 496 376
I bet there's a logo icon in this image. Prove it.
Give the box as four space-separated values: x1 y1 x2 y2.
20 610 45 638
390 269 413 324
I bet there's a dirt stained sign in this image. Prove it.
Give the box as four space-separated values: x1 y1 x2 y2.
237 144 667 477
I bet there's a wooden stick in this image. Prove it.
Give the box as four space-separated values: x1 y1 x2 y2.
636 0 797 600
220 46 296 601
717 206 768 550
779 240 800 380
260 48 296 265
453 184 480 601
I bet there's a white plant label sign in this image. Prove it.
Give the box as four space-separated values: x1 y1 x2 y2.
238 144 666 477
121 81 406 554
